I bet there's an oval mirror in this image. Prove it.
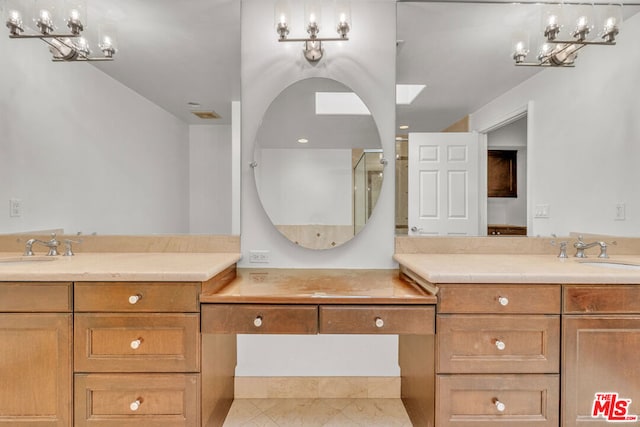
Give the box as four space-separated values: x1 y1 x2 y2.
253 77 384 250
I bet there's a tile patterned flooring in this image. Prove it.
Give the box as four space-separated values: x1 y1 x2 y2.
223 398 412 426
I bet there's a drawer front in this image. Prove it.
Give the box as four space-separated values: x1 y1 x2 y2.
0 282 71 312
74 373 199 427
319 305 435 334
438 284 561 314
201 304 318 334
437 315 560 374
74 314 199 372
74 282 200 312
437 374 559 427
564 285 640 313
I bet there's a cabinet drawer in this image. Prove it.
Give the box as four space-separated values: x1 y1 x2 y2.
437 374 559 427
319 305 435 334
201 304 318 334
437 315 559 374
438 285 560 314
74 373 199 427
74 314 199 373
0 282 71 312
74 282 200 312
564 285 640 313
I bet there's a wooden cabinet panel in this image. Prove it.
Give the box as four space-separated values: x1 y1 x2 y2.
437 374 559 427
0 313 72 426
75 282 200 313
564 285 640 313
437 315 559 374
487 225 527 236
488 150 517 198
563 316 640 427
74 314 199 373
319 305 435 334
0 282 71 312
438 284 561 314
74 373 199 427
201 304 318 334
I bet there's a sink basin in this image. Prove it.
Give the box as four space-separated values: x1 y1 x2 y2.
580 261 640 271
0 256 58 264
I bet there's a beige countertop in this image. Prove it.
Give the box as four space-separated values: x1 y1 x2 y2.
201 268 437 304
394 253 640 284
0 252 241 282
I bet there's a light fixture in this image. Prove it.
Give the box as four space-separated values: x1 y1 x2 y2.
4 0 117 62
512 3 622 67
297 138 309 144
399 125 409 130
275 0 351 63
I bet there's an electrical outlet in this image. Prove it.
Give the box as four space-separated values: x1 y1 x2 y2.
249 250 270 264
534 204 550 218
615 203 626 221
9 199 22 217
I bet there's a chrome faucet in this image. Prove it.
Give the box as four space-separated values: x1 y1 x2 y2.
573 235 613 258
24 233 60 256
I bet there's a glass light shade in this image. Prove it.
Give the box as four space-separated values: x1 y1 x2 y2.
599 4 623 39
31 0 60 34
541 4 564 41
274 0 290 39
63 0 86 34
511 31 530 63
4 0 26 34
98 22 117 56
335 0 351 37
304 0 321 29
568 4 596 41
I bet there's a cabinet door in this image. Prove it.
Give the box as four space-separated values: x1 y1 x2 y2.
563 316 640 426
0 314 72 426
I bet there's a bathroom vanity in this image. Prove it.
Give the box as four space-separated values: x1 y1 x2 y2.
3 236 640 427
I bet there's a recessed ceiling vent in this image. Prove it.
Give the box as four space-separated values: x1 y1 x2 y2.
191 111 221 119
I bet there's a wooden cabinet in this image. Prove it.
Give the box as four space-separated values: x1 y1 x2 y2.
435 283 560 426
202 304 318 334
74 281 201 427
563 285 640 427
488 150 517 198
487 225 527 236
319 305 434 334
0 282 72 426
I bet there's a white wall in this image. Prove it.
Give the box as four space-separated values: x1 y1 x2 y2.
0 34 190 235
238 0 397 377
487 117 527 227
189 125 233 234
471 12 640 237
258 148 352 225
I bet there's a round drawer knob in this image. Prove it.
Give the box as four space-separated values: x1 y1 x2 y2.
130 339 142 350
495 340 506 351
375 317 384 328
498 296 509 306
128 294 142 305
130 399 142 411
494 400 506 412
254 316 263 327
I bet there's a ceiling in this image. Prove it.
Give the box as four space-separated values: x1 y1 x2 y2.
78 0 639 129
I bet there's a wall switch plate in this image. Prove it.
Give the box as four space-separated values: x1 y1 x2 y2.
534 204 550 218
249 250 270 264
615 203 626 221
9 199 22 217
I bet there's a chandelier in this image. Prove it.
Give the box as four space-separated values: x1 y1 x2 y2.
4 0 116 62
275 0 351 63
512 3 622 67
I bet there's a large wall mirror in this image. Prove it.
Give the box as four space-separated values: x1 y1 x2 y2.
0 0 240 236
396 1 640 238
253 78 384 250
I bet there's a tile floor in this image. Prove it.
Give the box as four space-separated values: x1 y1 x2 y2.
222 398 412 426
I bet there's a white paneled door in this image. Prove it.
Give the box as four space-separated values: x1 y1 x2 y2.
408 132 480 236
